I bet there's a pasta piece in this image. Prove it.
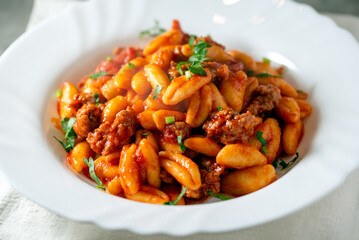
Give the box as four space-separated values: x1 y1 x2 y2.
275 97 301 123
106 175 123 196
162 69 212 105
258 77 298 98
131 100 145 115
100 95 128 123
101 79 125 100
152 110 186 131
159 151 201 190
186 85 212 127
114 57 147 90
143 29 183 56
184 137 222 157
159 138 184 154
94 151 121 179
161 184 185 205
119 144 140 194
137 110 157 130
131 69 152 95
144 64 171 90
282 120 303 155
208 83 228 111
66 141 94 173
216 143 267 169
219 71 247 112
135 130 159 153
206 45 231 62
228 50 256 70
242 77 259 110
149 45 175 70
125 185 170 204
59 82 78 119
221 164 277 195
137 139 161 188
295 99 312 119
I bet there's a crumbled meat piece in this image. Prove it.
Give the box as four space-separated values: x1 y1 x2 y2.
87 109 138 155
226 60 244 73
203 110 262 144
69 92 101 109
168 61 183 80
73 103 101 138
184 169 222 199
200 158 226 174
202 62 229 84
245 84 281 116
162 122 192 143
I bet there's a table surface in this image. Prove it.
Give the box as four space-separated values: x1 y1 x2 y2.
1 1 359 239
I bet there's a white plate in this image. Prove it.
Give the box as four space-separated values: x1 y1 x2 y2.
0 0 359 236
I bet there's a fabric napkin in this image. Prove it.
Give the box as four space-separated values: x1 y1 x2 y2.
1 0 359 239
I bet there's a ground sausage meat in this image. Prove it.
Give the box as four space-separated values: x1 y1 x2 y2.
162 121 192 143
245 84 281 116
73 103 101 138
203 110 261 144
87 109 138 155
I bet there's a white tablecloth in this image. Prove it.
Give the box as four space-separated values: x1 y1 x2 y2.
1 1 359 239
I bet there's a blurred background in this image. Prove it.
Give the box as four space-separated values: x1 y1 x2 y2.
1 0 359 55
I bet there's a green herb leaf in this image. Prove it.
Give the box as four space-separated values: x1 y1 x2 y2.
263 57 271 64
245 70 284 79
123 62 136 71
83 157 105 190
256 131 268 154
297 89 303 93
245 70 255 77
106 56 112 61
54 117 77 152
164 187 187 205
153 85 162 100
176 61 188 76
56 89 62 98
94 92 100 106
165 116 175 124
217 106 222 111
142 132 149 136
206 190 232 200
189 35 195 48
272 152 300 170
177 135 186 152
139 19 166 38
88 71 110 79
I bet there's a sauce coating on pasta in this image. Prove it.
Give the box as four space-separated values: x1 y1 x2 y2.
55 20 311 204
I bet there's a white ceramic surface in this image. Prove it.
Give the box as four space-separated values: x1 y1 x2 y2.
0 0 359 236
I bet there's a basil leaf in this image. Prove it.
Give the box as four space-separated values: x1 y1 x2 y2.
273 152 300 170
217 106 222 111
263 57 271 64
164 187 187 205
83 157 105 190
94 93 100 106
206 190 232 200
188 65 206 76
189 34 195 48
153 85 162 100
176 61 188 76
177 135 186 152
88 71 110 79
54 117 77 152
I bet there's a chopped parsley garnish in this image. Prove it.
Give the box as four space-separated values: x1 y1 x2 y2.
142 132 149 136
246 70 283 79
56 89 62 98
164 187 187 205
297 89 303 93
176 35 211 78
206 190 232 200
263 57 271 64
217 106 222 111
256 131 268 154
272 152 300 170
123 62 136 71
83 157 105 190
88 71 111 79
153 85 162 100
54 117 77 152
165 116 175 124
139 19 166 38
177 135 186 152
106 56 112 61
94 92 100 106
